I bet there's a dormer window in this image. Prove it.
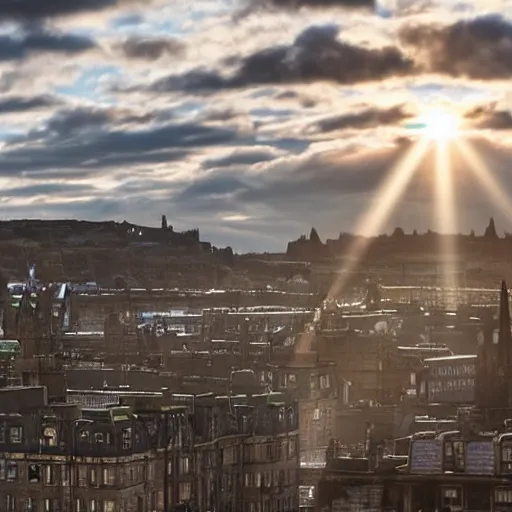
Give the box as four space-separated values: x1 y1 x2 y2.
79 430 90 443
122 428 132 450
94 433 104 445
43 427 57 447
9 426 22 444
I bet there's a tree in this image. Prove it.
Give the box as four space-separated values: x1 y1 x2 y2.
161 215 168 230
484 217 498 238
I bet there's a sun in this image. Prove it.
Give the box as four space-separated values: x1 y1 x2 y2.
421 108 460 141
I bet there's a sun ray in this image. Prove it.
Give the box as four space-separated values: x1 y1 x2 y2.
455 139 512 220
434 140 458 308
327 137 431 300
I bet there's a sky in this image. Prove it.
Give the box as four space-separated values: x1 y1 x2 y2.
3 0 512 251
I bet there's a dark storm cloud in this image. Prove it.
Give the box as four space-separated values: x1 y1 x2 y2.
313 105 409 133
0 28 95 61
464 104 512 130
147 25 413 94
0 121 240 176
399 14 512 79
0 95 62 114
0 0 139 19
45 107 113 135
119 37 185 60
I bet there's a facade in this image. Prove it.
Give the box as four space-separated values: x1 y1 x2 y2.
419 354 477 404
193 392 300 512
0 386 299 512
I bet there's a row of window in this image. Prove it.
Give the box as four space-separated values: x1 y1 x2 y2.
4 496 116 512
243 469 296 489
430 363 475 378
428 378 475 397
0 424 135 450
246 497 296 512
0 461 150 487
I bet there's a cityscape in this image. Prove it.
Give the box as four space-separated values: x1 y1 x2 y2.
2 0 512 511
0 217 510 512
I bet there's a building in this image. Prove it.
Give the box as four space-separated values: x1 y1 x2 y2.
0 385 300 512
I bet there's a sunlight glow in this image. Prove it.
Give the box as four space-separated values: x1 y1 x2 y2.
434 141 459 307
327 137 430 299
421 108 460 141
455 139 512 220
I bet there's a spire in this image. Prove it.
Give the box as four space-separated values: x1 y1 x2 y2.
498 280 512 406
498 280 511 360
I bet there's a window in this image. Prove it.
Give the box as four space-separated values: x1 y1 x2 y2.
179 482 191 502
90 468 97 486
44 499 53 512
43 465 54 485
223 446 236 465
75 499 84 512
9 426 22 443
442 487 462 509
95 433 104 444
79 430 90 442
24 497 36 512
6 461 17 481
61 465 69 486
0 459 5 480
122 428 132 450
103 501 115 512
90 500 98 512
496 489 512 504
78 465 87 487
7 495 15 512
43 427 57 447
0 422 5 443
180 456 190 475
102 466 115 486
28 464 40 483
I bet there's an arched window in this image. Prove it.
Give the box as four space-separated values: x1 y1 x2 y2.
43 427 57 447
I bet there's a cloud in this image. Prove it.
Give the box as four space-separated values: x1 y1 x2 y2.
399 14 512 79
247 0 375 10
465 103 512 130
0 26 96 61
0 95 62 114
311 104 410 133
119 36 185 60
0 115 241 175
0 0 139 19
202 147 284 169
145 24 413 94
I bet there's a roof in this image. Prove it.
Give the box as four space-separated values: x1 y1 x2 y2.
424 354 477 363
